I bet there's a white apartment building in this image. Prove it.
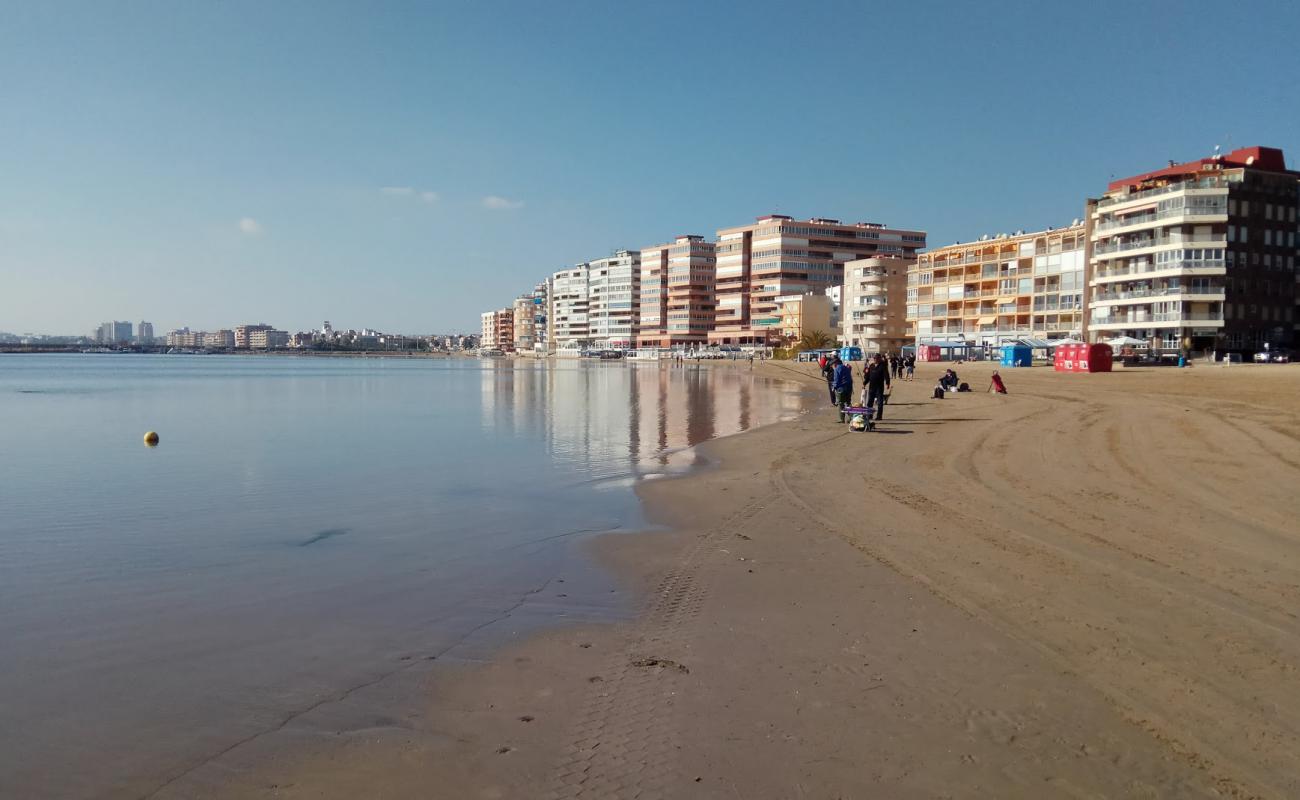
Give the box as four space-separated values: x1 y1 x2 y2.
550 264 591 349
480 310 498 349
1087 146 1298 355
586 250 640 349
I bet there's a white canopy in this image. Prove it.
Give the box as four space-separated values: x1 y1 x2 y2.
1104 336 1146 347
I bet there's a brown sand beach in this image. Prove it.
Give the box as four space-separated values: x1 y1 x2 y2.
170 360 1299 799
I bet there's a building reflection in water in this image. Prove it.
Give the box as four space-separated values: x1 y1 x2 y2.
478 359 812 482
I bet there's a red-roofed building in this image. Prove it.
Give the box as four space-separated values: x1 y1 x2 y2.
1087 147 1299 356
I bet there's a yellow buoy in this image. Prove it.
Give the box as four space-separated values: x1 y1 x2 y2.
143 431 160 447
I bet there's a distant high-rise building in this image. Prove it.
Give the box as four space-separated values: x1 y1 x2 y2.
551 264 591 349
247 328 289 349
512 296 536 352
637 235 716 349
166 328 203 347
203 330 235 349
98 321 132 344
710 215 926 347
586 250 640 349
532 280 551 353
137 321 154 343
234 324 274 348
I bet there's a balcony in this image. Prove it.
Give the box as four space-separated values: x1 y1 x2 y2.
1096 176 1229 209
1089 311 1225 330
1092 235 1225 259
1091 258 1226 282
1091 286 1224 304
1094 204 1228 233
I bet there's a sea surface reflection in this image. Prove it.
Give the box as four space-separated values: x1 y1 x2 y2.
0 354 812 799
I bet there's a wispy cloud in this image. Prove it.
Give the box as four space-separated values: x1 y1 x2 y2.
381 186 439 204
482 195 524 210
238 217 263 235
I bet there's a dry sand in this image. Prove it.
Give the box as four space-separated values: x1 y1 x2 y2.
173 360 1300 799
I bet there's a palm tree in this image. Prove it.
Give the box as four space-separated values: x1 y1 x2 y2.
798 329 835 352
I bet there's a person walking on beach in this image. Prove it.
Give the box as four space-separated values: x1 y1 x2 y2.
863 353 892 421
833 356 854 422
821 354 838 403
905 354 915 381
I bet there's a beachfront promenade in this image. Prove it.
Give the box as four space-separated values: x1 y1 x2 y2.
173 361 1300 799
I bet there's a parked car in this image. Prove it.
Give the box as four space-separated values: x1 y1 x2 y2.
1254 351 1272 363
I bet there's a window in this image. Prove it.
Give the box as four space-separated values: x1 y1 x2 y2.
1228 225 1236 242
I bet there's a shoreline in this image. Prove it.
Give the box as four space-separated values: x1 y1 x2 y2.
164 361 1298 798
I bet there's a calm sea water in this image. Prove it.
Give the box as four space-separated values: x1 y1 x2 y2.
0 353 811 799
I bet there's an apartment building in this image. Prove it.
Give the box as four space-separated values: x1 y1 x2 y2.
165 328 201 348
843 255 914 354
494 308 514 351
96 321 133 344
247 328 289 349
775 293 832 341
550 264 591 349
637 235 717 349
234 324 274 348
480 310 497 348
203 329 235 349
1087 146 1298 354
137 321 154 343
711 215 925 346
824 285 841 331
907 224 1086 349
586 250 640 349
512 296 536 352
532 279 551 353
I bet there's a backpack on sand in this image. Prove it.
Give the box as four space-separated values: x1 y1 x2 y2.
932 387 945 400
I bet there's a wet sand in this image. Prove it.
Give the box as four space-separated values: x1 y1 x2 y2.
173 361 1300 799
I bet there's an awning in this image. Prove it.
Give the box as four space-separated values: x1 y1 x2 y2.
1018 337 1052 348
977 316 996 325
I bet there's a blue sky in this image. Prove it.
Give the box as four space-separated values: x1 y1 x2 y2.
3 0 1297 335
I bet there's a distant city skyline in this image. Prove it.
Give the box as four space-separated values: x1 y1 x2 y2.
3 1 1298 335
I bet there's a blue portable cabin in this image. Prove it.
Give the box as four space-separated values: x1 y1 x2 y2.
839 346 864 362
1000 344 1033 367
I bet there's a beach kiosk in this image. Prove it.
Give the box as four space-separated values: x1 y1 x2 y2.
1054 343 1113 373
1000 344 1033 368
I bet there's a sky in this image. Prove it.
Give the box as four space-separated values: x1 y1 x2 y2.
2 0 1298 336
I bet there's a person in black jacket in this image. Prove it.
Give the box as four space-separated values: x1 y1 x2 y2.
863 353 892 421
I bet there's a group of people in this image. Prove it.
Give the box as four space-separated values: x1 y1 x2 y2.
885 353 916 381
820 351 1009 422
819 352 893 424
